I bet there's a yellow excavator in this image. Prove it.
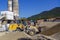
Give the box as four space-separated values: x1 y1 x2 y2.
8 20 26 31
9 23 18 31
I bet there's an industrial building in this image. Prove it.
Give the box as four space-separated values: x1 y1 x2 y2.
0 0 19 28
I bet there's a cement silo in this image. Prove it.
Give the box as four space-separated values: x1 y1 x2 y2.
8 0 19 16
8 0 13 12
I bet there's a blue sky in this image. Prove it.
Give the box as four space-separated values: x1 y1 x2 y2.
0 0 60 18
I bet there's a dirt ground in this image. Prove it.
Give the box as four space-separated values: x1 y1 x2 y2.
0 32 30 40
41 24 60 36
0 31 56 40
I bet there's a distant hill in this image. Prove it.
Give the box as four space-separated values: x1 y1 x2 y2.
27 7 60 20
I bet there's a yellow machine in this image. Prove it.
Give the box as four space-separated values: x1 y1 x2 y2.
9 23 18 31
18 23 25 30
9 23 25 31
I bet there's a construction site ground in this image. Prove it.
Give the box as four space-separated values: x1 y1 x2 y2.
41 24 60 36
0 31 56 40
0 24 60 40
0 32 31 40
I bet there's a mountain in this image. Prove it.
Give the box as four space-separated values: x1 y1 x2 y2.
27 7 60 20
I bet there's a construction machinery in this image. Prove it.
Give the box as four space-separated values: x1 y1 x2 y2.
25 25 41 36
0 11 25 31
0 11 41 36
25 21 41 36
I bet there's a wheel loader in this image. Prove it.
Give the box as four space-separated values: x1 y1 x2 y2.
8 20 26 31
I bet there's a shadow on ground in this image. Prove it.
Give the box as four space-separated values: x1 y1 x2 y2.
17 38 32 40
17 38 51 40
